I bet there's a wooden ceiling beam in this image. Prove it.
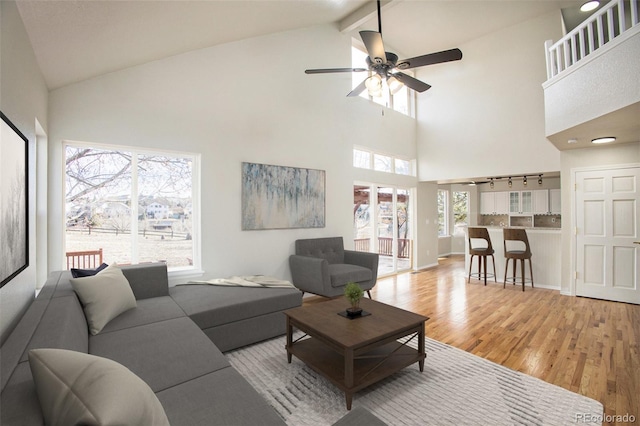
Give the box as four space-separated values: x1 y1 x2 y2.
338 0 399 34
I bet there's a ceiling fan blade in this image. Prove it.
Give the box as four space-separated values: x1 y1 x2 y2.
393 72 431 93
305 68 368 74
359 30 387 65
347 79 368 97
396 48 463 70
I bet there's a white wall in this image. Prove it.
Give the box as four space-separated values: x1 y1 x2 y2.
559 142 640 294
48 24 417 282
0 1 48 344
415 182 439 269
415 11 563 182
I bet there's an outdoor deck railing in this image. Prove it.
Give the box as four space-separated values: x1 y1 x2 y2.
354 238 412 258
65 248 103 270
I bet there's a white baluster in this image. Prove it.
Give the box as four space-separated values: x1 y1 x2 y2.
618 0 626 32
607 8 615 42
544 40 554 79
597 14 605 48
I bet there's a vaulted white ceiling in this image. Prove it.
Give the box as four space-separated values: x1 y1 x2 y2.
16 0 582 90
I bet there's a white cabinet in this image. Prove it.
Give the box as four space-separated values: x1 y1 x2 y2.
550 189 561 214
509 191 533 214
532 190 549 214
480 192 494 215
495 192 509 214
480 191 509 214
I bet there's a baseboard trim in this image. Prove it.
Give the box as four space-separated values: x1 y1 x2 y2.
414 262 439 271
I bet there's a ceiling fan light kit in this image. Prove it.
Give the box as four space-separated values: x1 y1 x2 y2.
305 0 462 98
387 75 403 95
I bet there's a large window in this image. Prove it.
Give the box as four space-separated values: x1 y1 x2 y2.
64 143 199 271
437 189 448 237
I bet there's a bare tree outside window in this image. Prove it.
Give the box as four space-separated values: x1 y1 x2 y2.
453 191 469 235
438 190 448 237
353 149 371 169
374 154 392 172
65 146 196 270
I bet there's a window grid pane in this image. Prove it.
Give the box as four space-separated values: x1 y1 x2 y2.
438 190 448 237
452 191 469 236
394 158 411 175
353 149 371 169
374 154 392 172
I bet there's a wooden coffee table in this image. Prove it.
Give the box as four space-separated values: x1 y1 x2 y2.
284 298 428 410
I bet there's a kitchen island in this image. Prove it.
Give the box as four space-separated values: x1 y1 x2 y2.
465 227 561 289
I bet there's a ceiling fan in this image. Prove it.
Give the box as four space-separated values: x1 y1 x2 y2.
305 0 463 97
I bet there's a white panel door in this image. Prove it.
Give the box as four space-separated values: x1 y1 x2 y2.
575 166 640 304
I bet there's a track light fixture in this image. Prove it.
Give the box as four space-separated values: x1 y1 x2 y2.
523 176 527 186
538 174 543 185
490 178 494 189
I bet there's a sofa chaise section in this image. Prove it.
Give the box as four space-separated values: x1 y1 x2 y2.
170 284 302 352
0 263 289 425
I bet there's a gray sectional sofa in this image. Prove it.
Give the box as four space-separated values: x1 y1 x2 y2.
0 263 302 425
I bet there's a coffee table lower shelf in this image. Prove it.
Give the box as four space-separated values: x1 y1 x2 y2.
287 337 424 409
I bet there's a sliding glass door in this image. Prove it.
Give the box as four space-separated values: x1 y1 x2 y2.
353 184 413 276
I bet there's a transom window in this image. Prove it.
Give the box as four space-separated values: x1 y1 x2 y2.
64 142 200 272
353 147 414 176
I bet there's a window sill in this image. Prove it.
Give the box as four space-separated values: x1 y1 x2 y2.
168 268 204 286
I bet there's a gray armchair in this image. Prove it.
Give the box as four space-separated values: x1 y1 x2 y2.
289 237 379 298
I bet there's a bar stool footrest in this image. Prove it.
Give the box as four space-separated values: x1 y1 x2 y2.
470 272 496 280
505 276 532 284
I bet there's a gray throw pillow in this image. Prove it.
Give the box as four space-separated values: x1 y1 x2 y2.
70 264 137 335
28 348 170 426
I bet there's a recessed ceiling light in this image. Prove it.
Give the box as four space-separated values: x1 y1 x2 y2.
580 0 600 12
592 136 616 144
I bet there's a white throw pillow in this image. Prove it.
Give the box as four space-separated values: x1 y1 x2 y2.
28 348 170 426
70 264 137 335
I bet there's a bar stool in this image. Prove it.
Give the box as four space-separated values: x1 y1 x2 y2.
467 227 496 286
503 228 533 291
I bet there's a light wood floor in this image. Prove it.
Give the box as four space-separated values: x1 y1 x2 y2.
305 255 639 425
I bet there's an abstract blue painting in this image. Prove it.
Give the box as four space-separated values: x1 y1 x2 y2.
241 162 325 230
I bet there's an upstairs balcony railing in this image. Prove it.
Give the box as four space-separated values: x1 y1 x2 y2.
545 0 639 79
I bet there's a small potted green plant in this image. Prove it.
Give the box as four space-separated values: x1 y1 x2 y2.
344 282 364 317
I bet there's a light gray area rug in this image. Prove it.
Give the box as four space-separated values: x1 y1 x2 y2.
226 335 603 426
